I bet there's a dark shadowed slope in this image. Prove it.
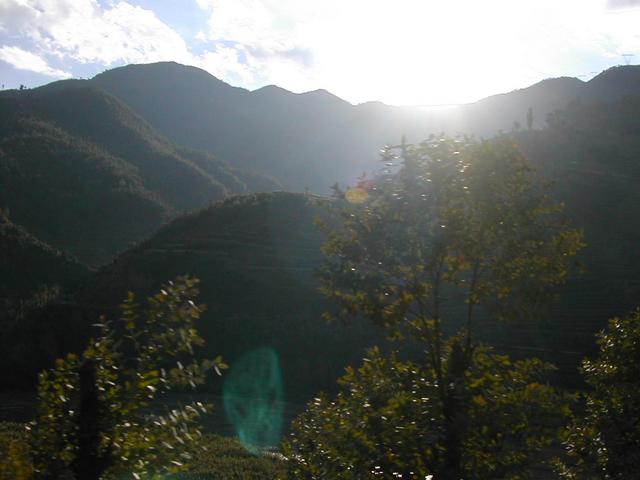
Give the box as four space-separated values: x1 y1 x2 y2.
0 213 89 300
76 192 385 399
0 115 169 265
0 82 277 265
495 93 640 382
466 77 586 133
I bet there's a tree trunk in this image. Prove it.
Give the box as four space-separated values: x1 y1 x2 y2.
440 340 471 480
71 360 110 480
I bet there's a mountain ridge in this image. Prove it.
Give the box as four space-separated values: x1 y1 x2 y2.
81 62 640 191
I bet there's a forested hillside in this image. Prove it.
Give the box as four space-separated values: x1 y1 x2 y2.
0 213 88 300
74 192 385 399
0 193 386 394
0 83 278 267
6 92 631 393
509 94 640 372
4 0 640 472
3 85 640 395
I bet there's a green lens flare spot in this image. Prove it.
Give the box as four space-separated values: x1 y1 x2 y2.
223 347 284 454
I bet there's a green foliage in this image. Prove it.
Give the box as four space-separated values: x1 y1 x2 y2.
168 434 286 479
26 276 226 479
285 343 569 479
0 422 33 480
319 136 583 336
557 308 640 479
288 136 582 479
0 425 286 480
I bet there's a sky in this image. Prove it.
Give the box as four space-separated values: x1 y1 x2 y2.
0 0 639 106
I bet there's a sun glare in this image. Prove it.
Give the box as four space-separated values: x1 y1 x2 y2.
299 0 537 105
300 0 634 105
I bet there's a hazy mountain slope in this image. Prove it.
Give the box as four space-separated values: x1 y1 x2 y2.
500 94 640 379
91 62 370 192
6 83 245 208
91 62 444 190
90 62 640 193
0 213 89 300
0 83 276 265
467 65 640 135
586 65 640 101
74 192 385 398
466 77 586 134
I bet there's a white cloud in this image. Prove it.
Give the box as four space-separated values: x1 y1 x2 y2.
192 0 322 89
0 0 193 65
0 46 71 78
197 45 255 85
607 0 640 8
190 0 640 104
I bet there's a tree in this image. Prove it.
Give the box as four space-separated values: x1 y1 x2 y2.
24 276 226 480
557 308 640 479
527 107 534 130
285 136 583 479
286 342 569 480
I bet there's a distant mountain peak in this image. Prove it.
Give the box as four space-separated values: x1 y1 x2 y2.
300 88 351 106
302 88 331 96
252 84 293 96
588 64 640 85
93 61 239 92
508 76 585 96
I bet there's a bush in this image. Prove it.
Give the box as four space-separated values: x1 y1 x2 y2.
285 341 569 479
24 276 226 480
557 308 640 478
0 422 33 480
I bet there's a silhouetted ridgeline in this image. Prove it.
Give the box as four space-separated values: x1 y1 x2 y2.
89 62 640 191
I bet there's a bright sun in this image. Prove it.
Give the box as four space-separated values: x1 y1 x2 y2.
298 0 629 106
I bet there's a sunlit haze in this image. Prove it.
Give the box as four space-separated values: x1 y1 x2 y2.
1 0 639 105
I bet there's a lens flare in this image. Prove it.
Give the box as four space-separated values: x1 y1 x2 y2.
223 347 284 454
345 187 369 204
